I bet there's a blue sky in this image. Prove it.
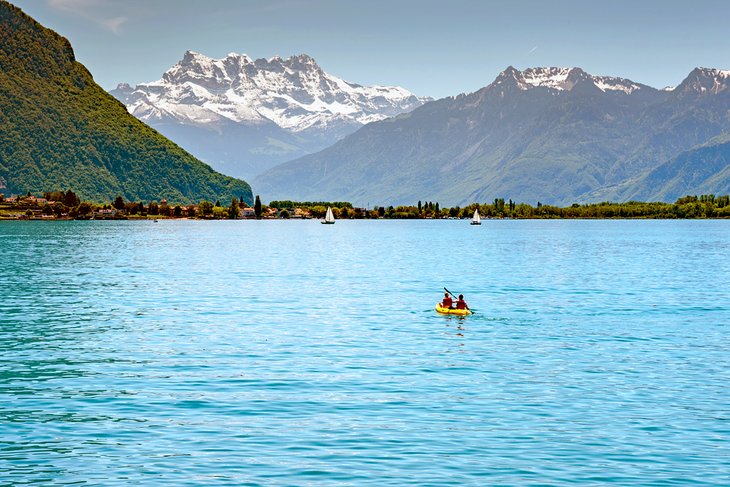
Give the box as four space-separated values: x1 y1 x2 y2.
10 0 730 98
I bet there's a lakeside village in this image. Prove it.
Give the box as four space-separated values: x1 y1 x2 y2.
2 190 730 221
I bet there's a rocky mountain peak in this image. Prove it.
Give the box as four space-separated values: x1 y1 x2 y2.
110 50 430 180
117 50 428 131
676 67 730 95
489 66 647 95
114 82 133 93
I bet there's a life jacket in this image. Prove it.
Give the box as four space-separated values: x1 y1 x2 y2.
442 296 453 308
456 299 467 310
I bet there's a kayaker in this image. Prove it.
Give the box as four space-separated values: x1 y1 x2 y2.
456 294 469 311
442 292 453 309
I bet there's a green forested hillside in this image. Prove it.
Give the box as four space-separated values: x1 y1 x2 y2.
0 1 252 204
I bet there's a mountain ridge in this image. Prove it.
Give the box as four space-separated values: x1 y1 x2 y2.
253 65 730 206
111 51 430 180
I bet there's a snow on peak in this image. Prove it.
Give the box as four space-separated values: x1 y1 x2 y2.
494 66 644 94
520 67 576 90
676 67 730 95
591 75 643 94
695 67 730 78
119 51 429 131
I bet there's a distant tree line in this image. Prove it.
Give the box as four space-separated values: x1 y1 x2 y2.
376 195 730 219
5 190 730 220
307 195 730 219
268 200 353 209
1 189 255 220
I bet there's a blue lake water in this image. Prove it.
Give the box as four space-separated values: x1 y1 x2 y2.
1 219 729 485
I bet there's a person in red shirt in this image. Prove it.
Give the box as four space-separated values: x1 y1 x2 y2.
456 294 469 310
441 292 453 309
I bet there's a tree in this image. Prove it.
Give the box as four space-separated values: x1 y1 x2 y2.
228 196 239 219
78 202 92 215
113 195 125 210
173 205 182 217
279 209 290 219
44 191 65 202
148 201 159 215
213 206 227 219
311 205 326 218
254 195 262 219
63 189 79 208
418 200 422 213
198 200 213 217
54 204 66 217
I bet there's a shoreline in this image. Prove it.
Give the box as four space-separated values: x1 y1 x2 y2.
3 215 730 222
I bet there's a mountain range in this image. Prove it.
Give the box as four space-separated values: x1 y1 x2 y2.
253 66 730 206
0 1 251 204
5 0 728 208
111 52 429 180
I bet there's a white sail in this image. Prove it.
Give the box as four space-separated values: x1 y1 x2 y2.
471 209 481 224
323 206 335 224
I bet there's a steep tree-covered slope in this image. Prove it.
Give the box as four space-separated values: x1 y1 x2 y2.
0 1 252 204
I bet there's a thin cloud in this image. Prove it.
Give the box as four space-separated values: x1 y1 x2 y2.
48 0 128 35
102 16 127 35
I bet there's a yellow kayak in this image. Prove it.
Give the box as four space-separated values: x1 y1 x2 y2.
435 303 472 316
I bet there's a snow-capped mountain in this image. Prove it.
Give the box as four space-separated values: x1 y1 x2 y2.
674 67 730 95
492 66 650 94
111 51 429 180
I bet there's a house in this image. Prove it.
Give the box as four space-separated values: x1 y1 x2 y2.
241 207 256 218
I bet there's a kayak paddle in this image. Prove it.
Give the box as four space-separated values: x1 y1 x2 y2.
444 287 474 314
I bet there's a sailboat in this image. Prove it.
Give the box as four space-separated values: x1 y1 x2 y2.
322 206 335 224
470 209 481 225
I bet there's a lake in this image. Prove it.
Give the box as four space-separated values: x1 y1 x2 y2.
1 219 728 485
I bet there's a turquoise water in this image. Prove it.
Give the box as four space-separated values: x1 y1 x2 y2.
1 219 728 485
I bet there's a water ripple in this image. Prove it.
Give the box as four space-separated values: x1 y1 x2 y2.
1 220 729 485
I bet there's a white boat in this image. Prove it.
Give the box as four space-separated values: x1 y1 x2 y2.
470 209 481 225
322 206 335 224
